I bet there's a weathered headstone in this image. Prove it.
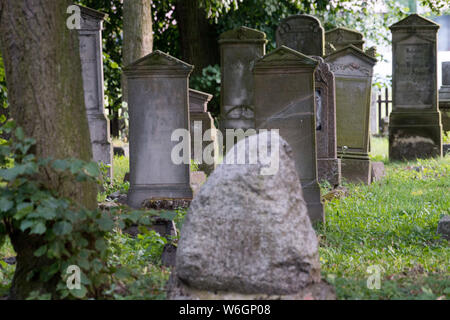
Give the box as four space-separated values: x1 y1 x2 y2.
77 5 112 177
439 61 450 132
276 14 325 56
189 89 217 175
219 26 267 132
370 161 386 183
389 14 442 161
313 57 341 187
168 133 335 300
124 51 194 208
437 215 450 240
370 90 378 134
325 27 365 55
253 46 324 222
325 45 377 184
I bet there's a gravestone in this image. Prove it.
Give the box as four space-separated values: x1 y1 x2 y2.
124 51 194 208
168 133 335 300
189 89 217 175
219 26 267 132
439 61 450 132
77 5 112 177
389 14 442 161
253 46 324 223
325 45 377 184
313 57 341 187
325 27 365 55
276 14 325 56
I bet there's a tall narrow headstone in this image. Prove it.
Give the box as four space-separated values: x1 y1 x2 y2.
325 27 365 55
313 57 341 186
276 14 325 56
325 45 377 184
77 5 112 177
253 46 324 223
389 14 442 160
124 51 194 208
189 89 217 175
439 62 450 132
219 26 267 132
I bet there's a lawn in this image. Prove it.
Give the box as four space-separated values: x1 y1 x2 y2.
0 137 449 299
316 137 449 299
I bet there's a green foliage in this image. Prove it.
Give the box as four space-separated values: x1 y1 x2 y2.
443 131 450 144
0 121 116 299
318 156 450 299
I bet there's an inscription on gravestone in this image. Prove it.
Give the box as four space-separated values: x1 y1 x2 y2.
389 14 442 160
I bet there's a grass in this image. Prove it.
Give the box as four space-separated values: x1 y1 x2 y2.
317 137 450 299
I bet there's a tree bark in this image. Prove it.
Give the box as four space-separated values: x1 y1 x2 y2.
121 0 153 115
175 0 220 76
0 0 97 299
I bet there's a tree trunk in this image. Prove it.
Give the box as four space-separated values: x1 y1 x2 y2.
121 0 153 131
175 0 220 76
0 0 97 299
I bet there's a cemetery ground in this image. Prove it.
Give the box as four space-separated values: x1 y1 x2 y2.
0 137 449 300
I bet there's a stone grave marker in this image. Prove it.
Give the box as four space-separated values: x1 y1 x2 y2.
77 5 112 177
276 14 325 56
325 45 377 184
389 14 442 161
439 61 450 132
313 56 341 186
124 51 194 208
189 89 217 175
325 27 365 55
168 133 335 299
219 26 267 132
253 46 324 223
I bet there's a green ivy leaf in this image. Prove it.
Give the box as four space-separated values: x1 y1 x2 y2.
15 127 25 141
34 245 47 257
96 217 114 231
0 197 13 212
159 210 177 221
70 285 87 299
83 162 100 178
15 202 34 220
53 221 72 236
19 219 34 232
30 222 46 235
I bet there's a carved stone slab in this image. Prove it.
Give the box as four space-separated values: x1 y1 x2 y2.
325 45 377 184
219 26 267 132
253 46 324 223
124 51 194 208
389 14 442 160
276 14 325 56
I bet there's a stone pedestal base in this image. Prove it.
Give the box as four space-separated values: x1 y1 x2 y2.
167 271 336 300
87 113 112 177
389 111 442 161
439 100 450 132
127 185 193 209
317 158 341 187
340 157 371 185
302 183 324 223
